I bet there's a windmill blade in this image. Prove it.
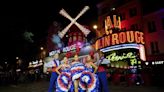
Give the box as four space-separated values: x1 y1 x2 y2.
74 6 89 21
58 22 74 38
60 6 89 23
60 10 90 36
58 6 90 38
59 9 74 22
74 22 90 36
59 9 75 38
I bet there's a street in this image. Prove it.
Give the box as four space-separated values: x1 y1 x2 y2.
0 80 164 92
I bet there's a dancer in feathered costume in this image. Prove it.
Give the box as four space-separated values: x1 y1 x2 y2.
47 53 61 92
55 55 71 92
95 51 110 92
70 54 85 92
79 55 99 92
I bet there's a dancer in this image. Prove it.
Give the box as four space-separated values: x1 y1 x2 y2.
43 56 54 74
79 55 99 92
55 56 71 92
96 51 110 92
70 54 85 92
48 53 61 92
85 55 98 73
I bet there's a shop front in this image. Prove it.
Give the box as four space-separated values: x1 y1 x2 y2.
93 15 146 85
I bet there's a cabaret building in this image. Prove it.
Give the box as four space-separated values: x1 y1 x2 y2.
92 14 146 85
47 25 90 56
96 0 164 86
94 14 146 65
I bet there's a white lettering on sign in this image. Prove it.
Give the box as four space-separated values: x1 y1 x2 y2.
49 50 61 56
152 61 164 65
49 43 83 56
62 44 76 53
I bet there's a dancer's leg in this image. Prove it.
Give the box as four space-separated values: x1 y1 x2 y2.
99 72 110 92
74 79 79 92
48 72 58 92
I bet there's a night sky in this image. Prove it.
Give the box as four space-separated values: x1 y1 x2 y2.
0 0 163 63
0 0 101 62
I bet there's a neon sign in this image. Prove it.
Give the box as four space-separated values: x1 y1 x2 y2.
106 52 136 61
105 15 121 35
106 52 140 66
95 31 145 50
49 43 83 56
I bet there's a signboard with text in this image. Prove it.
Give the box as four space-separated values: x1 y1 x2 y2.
104 49 141 69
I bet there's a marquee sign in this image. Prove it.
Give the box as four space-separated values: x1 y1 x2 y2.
94 14 146 68
104 48 142 68
106 52 136 61
106 52 141 66
94 31 145 50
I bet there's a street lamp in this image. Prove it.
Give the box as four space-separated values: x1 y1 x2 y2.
40 47 44 50
93 24 101 37
5 61 7 64
93 25 98 30
16 57 19 59
40 47 46 59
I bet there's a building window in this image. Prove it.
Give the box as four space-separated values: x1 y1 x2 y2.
150 41 159 54
83 37 86 42
130 24 138 30
155 42 159 54
129 7 137 17
78 33 82 41
73 36 77 41
120 13 126 20
150 42 155 54
162 18 164 30
147 21 156 33
69 37 72 43
78 36 82 41
74 33 77 36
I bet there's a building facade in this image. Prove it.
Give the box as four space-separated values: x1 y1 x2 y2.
97 0 164 63
96 0 164 86
143 9 164 62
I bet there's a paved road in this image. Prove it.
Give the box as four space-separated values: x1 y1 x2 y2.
0 80 164 92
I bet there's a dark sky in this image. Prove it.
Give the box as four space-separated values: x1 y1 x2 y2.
1 0 162 62
0 0 101 62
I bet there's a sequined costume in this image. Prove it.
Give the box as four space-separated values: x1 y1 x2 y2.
56 66 71 92
79 64 99 92
70 62 85 81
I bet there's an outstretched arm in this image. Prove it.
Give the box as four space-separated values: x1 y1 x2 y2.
55 65 62 75
90 62 98 73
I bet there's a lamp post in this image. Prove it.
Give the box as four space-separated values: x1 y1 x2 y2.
93 24 101 37
16 57 21 66
16 57 19 60
40 47 46 59
93 25 98 30
40 47 44 51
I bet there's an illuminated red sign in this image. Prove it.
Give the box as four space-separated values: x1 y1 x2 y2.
94 31 145 50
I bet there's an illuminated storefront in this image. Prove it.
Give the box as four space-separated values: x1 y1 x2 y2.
94 15 146 69
92 15 146 85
